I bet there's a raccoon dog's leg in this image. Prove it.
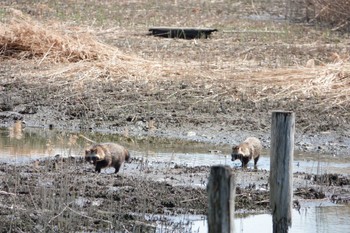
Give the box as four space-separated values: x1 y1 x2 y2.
95 161 108 173
95 165 102 173
254 155 260 166
114 162 122 174
241 156 250 168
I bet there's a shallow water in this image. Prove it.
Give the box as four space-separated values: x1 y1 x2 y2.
0 127 349 175
150 205 350 233
133 151 350 175
0 127 83 163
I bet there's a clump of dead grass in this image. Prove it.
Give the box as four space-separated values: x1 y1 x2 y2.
242 61 350 112
0 8 120 63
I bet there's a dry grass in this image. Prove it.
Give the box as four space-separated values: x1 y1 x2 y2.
312 0 350 31
0 8 122 63
249 62 350 102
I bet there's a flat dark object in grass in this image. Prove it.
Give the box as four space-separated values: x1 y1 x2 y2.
149 27 218 39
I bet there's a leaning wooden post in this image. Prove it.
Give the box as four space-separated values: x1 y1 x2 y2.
207 165 236 233
270 111 295 233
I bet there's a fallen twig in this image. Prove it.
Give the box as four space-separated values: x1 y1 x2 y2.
0 190 16 196
180 198 199 203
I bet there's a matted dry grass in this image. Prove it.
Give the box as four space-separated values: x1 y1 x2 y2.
0 9 119 62
250 62 350 103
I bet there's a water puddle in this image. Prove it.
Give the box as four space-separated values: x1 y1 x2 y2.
0 127 349 175
236 205 350 233
149 205 350 233
0 127 83 163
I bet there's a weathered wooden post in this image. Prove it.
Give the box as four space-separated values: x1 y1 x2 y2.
207 165 236 233
270 111 295 233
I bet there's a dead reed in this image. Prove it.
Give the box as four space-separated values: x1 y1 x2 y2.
0 8 125 63
247 61 350 105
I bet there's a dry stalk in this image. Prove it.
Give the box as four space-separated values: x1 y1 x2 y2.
312 0 350 31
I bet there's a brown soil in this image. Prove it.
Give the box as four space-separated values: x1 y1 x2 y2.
1 0 350 232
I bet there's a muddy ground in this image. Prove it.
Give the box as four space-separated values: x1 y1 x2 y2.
0 0 350 232
0 155 349 232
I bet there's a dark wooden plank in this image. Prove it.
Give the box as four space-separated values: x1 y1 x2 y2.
149 27 218 39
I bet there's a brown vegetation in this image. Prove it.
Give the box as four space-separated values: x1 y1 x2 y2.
0 9 118 62
312 0 350 31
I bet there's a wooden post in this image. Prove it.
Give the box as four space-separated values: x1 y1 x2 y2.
270 111 295 233
207 165 236 233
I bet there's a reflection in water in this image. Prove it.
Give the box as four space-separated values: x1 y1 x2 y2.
8 120 25 140
235 206 350 233
0 127 85 162
292 206 350 233
153 206 350 233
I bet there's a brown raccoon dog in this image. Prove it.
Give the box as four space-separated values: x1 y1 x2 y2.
85 143 130 174
231 137 262 168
